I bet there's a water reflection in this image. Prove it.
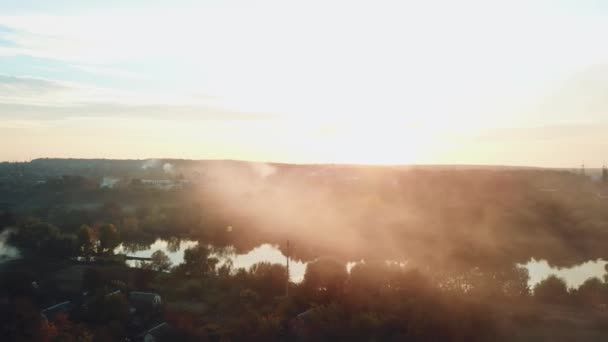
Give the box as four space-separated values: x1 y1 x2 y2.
115 240 308 282
229 244 307 282
120 239 536 287
115 239 198 266
0 229 20 262
521 258 608 289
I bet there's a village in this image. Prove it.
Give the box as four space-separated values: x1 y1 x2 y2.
0 252 172 341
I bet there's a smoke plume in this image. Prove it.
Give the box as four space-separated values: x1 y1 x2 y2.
163 163 175 174
249 162 277 179
0 229 20 262
141 159 160 170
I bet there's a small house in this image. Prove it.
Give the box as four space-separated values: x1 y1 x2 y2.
136 322 171 342
41 301 71 322
129 292 162 314
290 309 315 339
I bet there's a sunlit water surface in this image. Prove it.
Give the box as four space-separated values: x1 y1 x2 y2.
521 259 608 289
115 240 308 282
115 240 608 288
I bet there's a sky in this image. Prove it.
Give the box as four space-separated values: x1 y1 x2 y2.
1 0 608 167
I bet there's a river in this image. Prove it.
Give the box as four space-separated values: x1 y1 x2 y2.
115 239 608 288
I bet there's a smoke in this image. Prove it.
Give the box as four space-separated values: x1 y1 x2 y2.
163 163 175 174
141 160 176 175
249 162 277 179
100 177 120 188
197 163 411 263
0 229 20 262
193 164 608 271
141 159 161 170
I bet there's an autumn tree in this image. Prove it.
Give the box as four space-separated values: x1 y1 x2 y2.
98 224 120 255
47 314 94 342
77 225 97 259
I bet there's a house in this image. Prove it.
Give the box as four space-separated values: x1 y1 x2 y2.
100 177 121 189
136 322 171 342
41 301 71 322
289 308 315 339
140 180 191 191
126 292 164 337
129 292 162 314
106 290 122 297
81 289 123 311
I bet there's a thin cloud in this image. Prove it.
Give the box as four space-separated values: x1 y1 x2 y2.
73 64 144 80
0 74 277 121
0 74 72 105
539 64 608 122
475 124 608 143
0 73 190 106
0 74 69 93
0 103 278 121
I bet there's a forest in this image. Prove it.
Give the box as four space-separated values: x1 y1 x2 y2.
2 159 608 341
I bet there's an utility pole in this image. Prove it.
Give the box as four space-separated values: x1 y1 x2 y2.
286 240 290 297
581 162 586 176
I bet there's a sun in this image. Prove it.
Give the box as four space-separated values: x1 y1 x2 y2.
274 118 429 165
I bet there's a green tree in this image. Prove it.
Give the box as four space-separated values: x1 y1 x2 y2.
501 266 530 298
10 221 58 250
533 275 569 304
249 262 288 298
11 220 78 257
178 244 218 276
348 261 392 293
166 237 182 253
150 250 173 272
303 258 348 302
575 277 607 307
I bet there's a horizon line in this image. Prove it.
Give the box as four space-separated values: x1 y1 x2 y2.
0 157 592 170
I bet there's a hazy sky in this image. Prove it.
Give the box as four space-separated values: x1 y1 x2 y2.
1 0 608 166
